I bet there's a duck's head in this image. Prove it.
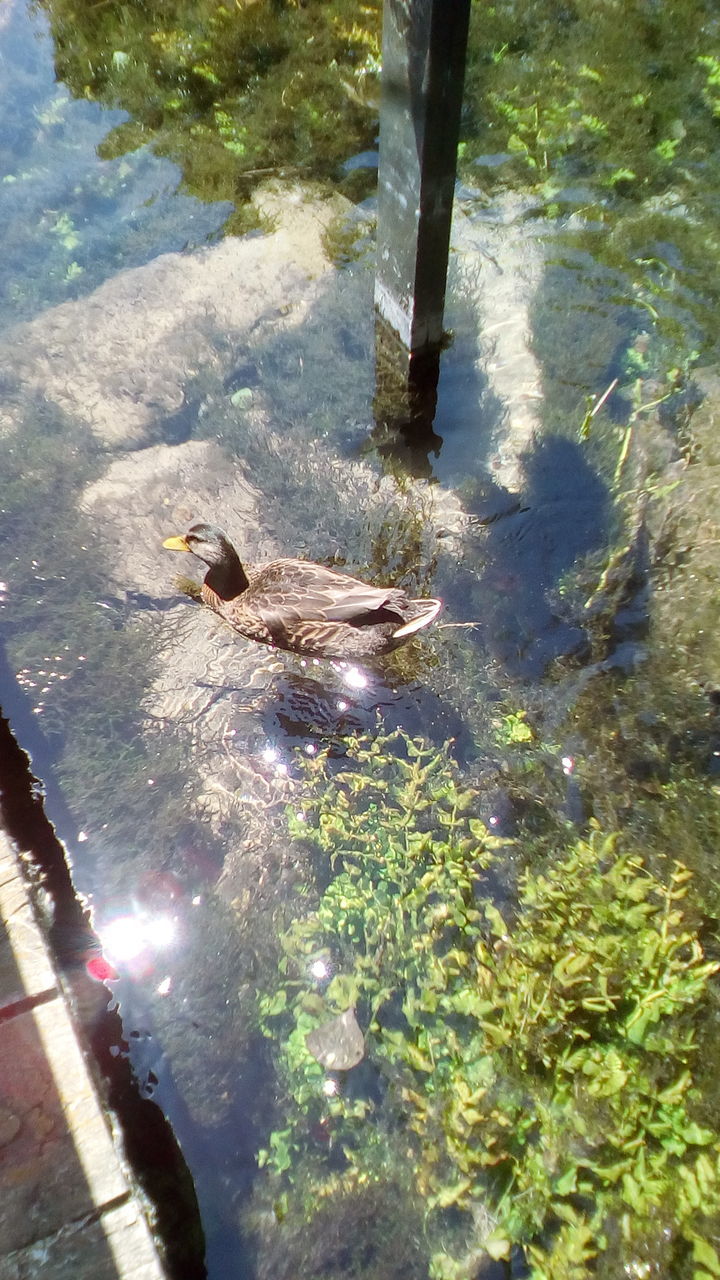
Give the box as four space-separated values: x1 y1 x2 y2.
163 522 248 596
163 522 238 568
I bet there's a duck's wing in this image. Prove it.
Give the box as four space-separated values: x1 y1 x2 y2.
250 560 404 626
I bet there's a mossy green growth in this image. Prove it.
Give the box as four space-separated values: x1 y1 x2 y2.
255 730 720 1280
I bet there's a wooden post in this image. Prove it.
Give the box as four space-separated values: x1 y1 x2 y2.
375 0 471 355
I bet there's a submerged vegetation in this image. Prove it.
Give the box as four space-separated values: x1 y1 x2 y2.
253 730 720 1280
2 1 720 1277
0 403 197 882
464 0 719 193
461 0 720 360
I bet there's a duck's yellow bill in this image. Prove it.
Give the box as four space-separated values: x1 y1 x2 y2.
162 535 191 552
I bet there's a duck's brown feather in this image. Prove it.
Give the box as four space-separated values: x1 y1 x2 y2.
234 559 408 621
202 560 439 657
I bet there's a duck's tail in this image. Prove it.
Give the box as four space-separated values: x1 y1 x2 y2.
393 597 443 638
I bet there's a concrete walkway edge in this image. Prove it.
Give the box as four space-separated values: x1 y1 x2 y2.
0 828 168 1280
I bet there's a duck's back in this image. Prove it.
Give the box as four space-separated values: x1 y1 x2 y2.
201 557 439 658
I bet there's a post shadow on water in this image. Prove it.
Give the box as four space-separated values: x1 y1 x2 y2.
370 302 504 484
370 320 611 680
468 434 611 679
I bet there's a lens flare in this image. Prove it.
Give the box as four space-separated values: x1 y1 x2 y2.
344 666 368 690
99 912 177 967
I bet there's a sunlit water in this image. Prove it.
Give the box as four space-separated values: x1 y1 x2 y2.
1 1 720 1277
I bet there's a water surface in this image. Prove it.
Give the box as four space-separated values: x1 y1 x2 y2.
2 2 720 1277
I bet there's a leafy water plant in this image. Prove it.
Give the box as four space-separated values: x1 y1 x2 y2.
254 730 720 1280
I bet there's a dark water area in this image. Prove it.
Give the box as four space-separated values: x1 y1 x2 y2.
2 1 720 1277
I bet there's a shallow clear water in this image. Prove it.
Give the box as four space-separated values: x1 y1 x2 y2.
2 2 720 1277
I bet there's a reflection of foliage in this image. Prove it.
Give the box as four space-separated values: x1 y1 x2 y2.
462 0 720 361
464 0 718 194
254 730 720 1280
0 0 228 331
41 0 381 226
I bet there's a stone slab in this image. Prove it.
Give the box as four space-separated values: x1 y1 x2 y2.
0 1199 164 1280
0 841 57 1008
0 1002 127 1254
0 830 167 1276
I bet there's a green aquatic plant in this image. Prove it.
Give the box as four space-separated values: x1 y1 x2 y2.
461 0 720 369
50 211 80 252
255 730 720 1280
493 707 535 746
698 54 720 118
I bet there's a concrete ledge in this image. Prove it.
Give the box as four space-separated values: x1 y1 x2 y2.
0 832 167 1279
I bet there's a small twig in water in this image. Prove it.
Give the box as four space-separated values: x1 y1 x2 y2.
579 377 619 440
613 390 673 488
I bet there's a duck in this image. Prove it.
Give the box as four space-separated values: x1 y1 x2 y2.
162 521 442 659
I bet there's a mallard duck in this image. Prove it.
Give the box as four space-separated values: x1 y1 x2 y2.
162 522 442 659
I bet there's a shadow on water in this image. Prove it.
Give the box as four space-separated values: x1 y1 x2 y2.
456 434 611 680
0 632 262 1280
116 983 264 1280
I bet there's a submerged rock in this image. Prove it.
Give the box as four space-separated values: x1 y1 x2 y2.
0 182 348 448
306 1008 365 1071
